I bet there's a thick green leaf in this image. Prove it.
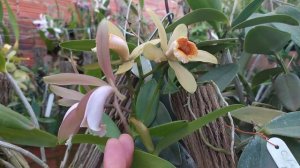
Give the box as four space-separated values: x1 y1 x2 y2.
71 134 108 146
276 5 300 23
102 113 121 138
132 149 175 168
232 14 299 30
252 67 283 87
3 0 19 46
135 79 159 126
238 136 277 168
154 104 244 154
198 64 239 91
232 0 264 27
150 121 188 137
0 104 34 130
244 26 291 55
186 0 221 11
0 127 57 147
166 9 228 32
60 40 96 51
262 112 300 138
231 106 284 126
274 73 300 111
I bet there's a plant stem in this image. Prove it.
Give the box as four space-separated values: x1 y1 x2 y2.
274 53 289 74
230 0 238 24
164 0 172 24
0 141 48 168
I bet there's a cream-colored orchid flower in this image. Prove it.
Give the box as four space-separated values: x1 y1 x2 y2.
142 10 218 93
92 21 160 75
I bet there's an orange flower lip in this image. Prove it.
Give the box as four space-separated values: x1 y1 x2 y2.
176 37 198 57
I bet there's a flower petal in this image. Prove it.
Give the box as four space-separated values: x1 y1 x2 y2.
115 60 134 74
119 134 134 168
58 98 79 107
86 86 114 132
168 61 197 93
58 90 94 142
108 21 125 40
189 50 218 64
62 103 79 120
50 85 84 101
147 9 168 52
130 39 160 59
96 19 116 83
143 43 167 62
168 24 187 48
44 73 107 86
109 34 130 61
104 138 127 168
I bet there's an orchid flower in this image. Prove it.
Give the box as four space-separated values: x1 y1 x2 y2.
92 21 160 75
103 134 134 168
33 14 62 39
142 10 218 93
43 73 115 141
94 0 107 12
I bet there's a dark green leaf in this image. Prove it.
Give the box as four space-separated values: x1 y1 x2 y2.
232 14 299 30
0 51 5 72
102 113 121 138
244 26 291 55
60 40 96 51
150 120 188 137
135 79 159 126
200 43 236 54
274 73 300 111
71 134 108 146
196 38 238 47
166 9 228 32
3 0 19 46
198 64 239 91
232 0 264 27
252 67 283 87
1 25 10 43
263 112 300 138
0 104 34 130
186 0 221 11
231 106 284 126
154 104 244 154
238 136 277 168
276 5 300 23
0 1 3 24
0 127 57 147
132 149 175 168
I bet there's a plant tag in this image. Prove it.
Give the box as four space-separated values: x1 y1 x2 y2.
267 137 300 168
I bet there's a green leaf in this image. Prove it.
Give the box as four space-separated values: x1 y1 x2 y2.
166 9 228 32
0 51 5 72
276 5 300 23
252 67 283 87
1 25 10 43
198 64 239 91
231 106 284 126
238 136 277 168
196 38 238 54
132 149 175 168
232 14 299 30
263 112 300 138
60 40 96 51
200 43 236 54
0 1 3 24
244 26 291 55
154 104 244 154
0 104 34 130
102 113 121 138
274 73 300 111
232 0 264 27
0 127 57 147
150 121 188 137
3 0 19 47
71 134 108 146
135 79 159 126
186 0 221 11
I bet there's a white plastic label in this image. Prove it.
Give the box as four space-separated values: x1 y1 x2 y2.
267 137 300 168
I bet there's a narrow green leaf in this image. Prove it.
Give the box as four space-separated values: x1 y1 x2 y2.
232 0 264 27
231 106 284 126
0 104 34 130
166 9 228 32
154 104 244 154
135 79 160 126
60 40 96 51
0 51 5 72
232 14 299 30
0 127 57 147
263 112 300 138
1 25 10 43
102 113 121 138
149 120 188 137
3 0 19 47
274 73 300 111
186 0 221 11
200 43 236 54
238 136 277 168
196 38 238 47
252 67 283 87
198 64 239 91
0 1 3 24
132 149 175 168
244 26 291 55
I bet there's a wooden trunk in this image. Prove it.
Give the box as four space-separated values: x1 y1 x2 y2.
0 73 11 106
